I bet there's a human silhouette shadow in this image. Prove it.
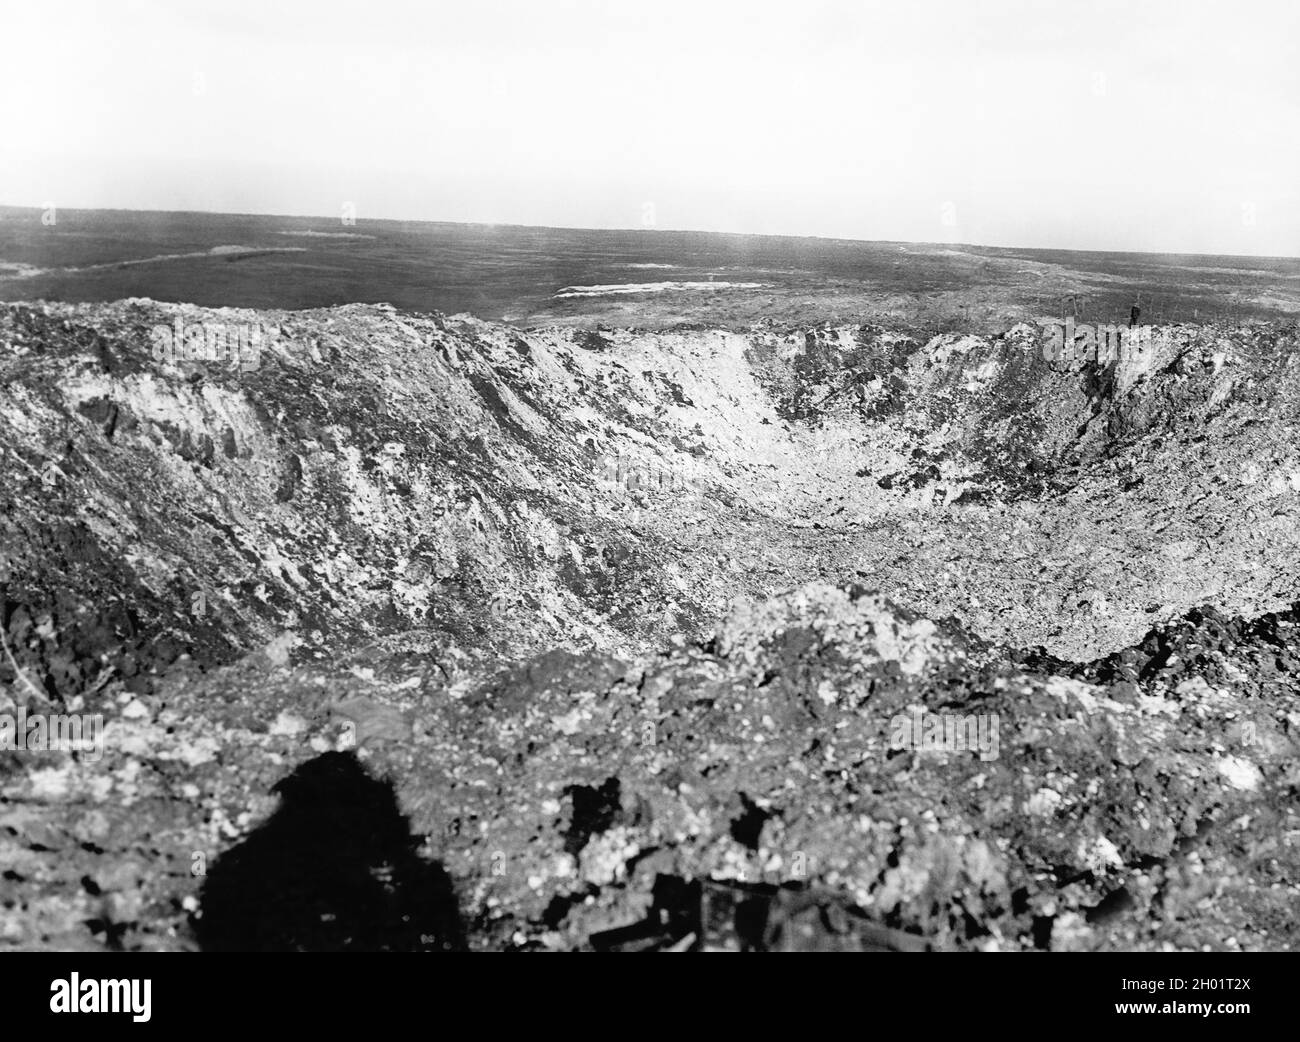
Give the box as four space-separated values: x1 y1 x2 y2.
195 751 466 951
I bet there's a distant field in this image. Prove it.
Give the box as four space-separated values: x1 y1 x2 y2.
2 205 1297 332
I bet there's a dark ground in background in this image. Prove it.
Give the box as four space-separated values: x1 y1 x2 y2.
2 205 1297 333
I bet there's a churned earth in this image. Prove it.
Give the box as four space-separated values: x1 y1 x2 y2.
0 298 1297 950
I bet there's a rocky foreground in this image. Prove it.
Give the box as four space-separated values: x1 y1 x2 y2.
1 299 1297 950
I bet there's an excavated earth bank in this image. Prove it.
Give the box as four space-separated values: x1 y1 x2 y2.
1 299 1298 950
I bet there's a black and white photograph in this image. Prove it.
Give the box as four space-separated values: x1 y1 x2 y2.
0 0 1296 989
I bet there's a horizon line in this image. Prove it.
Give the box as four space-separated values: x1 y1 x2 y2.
1 201 1297 264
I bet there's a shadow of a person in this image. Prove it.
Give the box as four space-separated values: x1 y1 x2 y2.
194 751 466 951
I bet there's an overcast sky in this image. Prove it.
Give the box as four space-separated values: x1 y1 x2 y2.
2 0 1297 255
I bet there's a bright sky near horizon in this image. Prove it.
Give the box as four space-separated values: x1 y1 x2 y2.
2 0 1297 256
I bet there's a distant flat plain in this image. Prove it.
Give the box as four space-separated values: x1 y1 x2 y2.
2 205 1297 333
